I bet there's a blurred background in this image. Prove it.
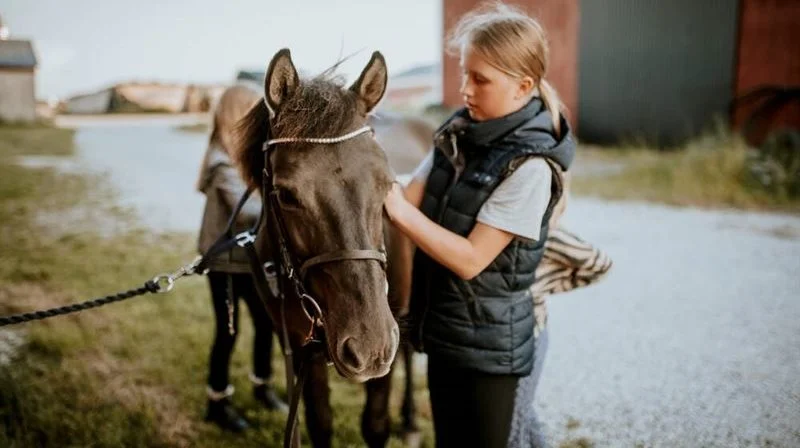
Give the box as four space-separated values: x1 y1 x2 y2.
0 1 798 447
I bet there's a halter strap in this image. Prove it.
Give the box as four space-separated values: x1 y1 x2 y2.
264 125 373 148
299 249 387 279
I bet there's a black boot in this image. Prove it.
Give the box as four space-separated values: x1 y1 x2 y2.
253 383 289 413
205 397 250 432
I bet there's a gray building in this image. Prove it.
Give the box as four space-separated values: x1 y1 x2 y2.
578 0 740 146
63 88 114 114
0 39 37 122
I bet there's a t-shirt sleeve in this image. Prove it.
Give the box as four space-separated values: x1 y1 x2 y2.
411 151 435 183
476 158 552 241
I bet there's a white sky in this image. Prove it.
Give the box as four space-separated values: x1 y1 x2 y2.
4 0 442 100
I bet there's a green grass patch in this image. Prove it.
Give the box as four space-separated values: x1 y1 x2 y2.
175 122 210 134
0 124 432 447
0 124 75 157
573 130 800 212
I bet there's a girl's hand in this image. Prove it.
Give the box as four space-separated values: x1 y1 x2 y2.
383 182 408 223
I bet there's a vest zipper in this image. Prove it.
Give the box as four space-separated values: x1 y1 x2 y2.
417 133 464 349
435 134 464 222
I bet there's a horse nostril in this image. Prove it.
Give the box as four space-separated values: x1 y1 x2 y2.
340 338 366 372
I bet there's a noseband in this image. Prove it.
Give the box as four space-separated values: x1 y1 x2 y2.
260 124 387 342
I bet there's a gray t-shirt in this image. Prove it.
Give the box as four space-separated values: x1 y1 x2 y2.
411 151 552 241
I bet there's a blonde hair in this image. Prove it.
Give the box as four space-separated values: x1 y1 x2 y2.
209 83 261 154
196 83 260 191
447 2 564 136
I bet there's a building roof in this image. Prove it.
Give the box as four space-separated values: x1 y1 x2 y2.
236 70 264 83
235 63 441 84
0 40 37 68
391 63 439 79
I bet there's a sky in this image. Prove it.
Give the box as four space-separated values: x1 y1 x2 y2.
4 0 442 100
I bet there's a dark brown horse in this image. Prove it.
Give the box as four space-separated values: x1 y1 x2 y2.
235 48 430 447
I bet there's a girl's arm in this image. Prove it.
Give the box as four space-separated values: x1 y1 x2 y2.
385 182 514 280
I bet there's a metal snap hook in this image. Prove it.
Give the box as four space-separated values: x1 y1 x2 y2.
235 231 256 247
151 275 175 294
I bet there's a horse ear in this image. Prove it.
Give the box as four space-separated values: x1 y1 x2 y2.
350 51 387 114
264 48 299 116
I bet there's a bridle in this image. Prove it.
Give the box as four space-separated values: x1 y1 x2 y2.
255 121 388 448
260 123 387 344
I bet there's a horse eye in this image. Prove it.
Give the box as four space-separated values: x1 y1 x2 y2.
279 189 301 208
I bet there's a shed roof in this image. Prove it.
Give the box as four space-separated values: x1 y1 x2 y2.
0 40 37 68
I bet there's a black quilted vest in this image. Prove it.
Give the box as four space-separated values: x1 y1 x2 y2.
410 98 575 375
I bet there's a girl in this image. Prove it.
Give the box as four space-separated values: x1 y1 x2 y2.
196 84 287 432
384 3 576 446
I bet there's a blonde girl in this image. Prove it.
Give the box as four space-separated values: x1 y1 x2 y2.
384 3 574 446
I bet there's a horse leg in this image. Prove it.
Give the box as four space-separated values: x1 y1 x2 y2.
300 352 333 448
400 340 418 432
362 366 394 448
400 341 422 447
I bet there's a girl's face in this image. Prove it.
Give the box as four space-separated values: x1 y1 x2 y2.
459 44 534 122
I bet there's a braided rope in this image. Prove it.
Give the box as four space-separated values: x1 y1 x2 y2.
0 210 241 328
0 281 160 327
264 125 373 148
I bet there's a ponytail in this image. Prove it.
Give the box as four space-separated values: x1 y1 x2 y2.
538 79 563 137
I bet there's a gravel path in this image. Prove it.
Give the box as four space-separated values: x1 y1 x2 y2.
538 199 800 447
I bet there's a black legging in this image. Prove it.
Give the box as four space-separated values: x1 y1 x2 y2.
207 271 276 392
427 356 520 448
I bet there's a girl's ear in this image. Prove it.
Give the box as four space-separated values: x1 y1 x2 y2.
516 76 535 100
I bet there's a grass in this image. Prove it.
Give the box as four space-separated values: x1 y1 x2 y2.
573 129 800 213
175 122 210 134
0 124 433 447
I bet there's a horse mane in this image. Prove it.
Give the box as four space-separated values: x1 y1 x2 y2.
233 99 270 189
233 74 361 189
